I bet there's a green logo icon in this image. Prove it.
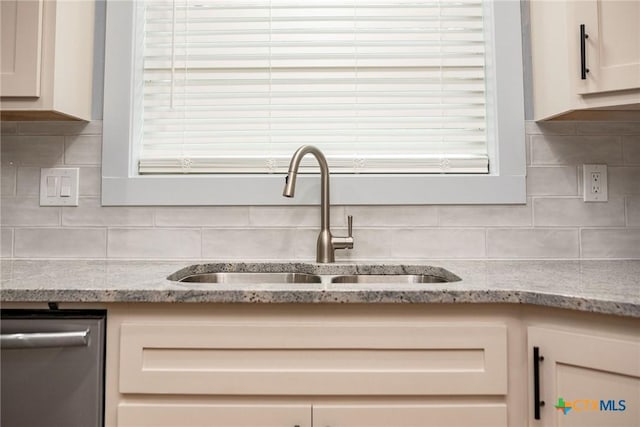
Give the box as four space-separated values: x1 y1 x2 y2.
555 397 572 415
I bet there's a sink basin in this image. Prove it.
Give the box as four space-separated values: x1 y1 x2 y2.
178 272 322 284
331 274 450 284
168 263 461 285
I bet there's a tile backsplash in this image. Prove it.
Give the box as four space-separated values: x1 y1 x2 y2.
1 120 639 260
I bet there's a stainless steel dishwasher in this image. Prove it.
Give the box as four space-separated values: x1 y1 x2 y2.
1 309 106 427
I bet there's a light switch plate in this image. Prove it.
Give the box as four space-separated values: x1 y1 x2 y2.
583 164 608 202
40 168 79 206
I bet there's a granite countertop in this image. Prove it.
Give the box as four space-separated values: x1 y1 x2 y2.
1 260 639 318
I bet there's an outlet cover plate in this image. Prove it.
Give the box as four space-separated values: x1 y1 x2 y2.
40 168 79 206
583 164 608 202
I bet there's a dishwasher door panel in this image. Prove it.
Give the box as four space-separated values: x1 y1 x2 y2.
1 312 105 427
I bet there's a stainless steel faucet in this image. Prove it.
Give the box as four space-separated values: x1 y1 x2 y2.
282 145 354 263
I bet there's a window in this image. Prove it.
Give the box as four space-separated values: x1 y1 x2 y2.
141 0 489 174
103 0 525 205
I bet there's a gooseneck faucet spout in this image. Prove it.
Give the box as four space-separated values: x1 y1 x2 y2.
283 145 353 263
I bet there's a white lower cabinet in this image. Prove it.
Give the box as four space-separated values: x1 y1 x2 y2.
106 305 509 427
106 304 639 427
528 326 640 427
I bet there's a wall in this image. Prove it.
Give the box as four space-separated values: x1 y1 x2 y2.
1 120 639 260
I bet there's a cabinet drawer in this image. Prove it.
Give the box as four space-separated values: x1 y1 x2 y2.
119 322 507 396
118 404 310 427
314 404 507 427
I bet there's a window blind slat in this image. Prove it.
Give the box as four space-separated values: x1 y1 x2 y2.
139 0 489 174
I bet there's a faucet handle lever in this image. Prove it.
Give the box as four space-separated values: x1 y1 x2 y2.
347 215 353 237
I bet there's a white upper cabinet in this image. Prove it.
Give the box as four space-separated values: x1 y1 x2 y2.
530 0 640 120
573 0 640 95
0 0 95 121
1 0 43 97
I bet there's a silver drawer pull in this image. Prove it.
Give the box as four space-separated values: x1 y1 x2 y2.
1 330 89 349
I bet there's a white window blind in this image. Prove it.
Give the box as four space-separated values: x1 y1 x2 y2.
139 0 489 174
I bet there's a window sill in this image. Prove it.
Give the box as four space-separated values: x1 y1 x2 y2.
102 174 525 206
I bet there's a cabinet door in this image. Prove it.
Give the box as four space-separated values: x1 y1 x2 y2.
313 404 507 427
117 403 311 427
528 326 640 427
0 0 43 97
573 0 640 94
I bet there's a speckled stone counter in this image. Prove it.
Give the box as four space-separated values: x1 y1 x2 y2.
1 260 639 317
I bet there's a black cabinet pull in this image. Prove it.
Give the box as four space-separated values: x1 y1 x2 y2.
533 346 545 419
580 24 589 79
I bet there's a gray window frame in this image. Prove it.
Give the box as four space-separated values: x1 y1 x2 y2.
102 0 526 206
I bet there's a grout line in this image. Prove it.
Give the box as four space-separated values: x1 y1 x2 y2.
530 196 536 227
624 196 629 227
200 227 204 259
484 228 489 258
577 165 582 196
103 228 109 258
578 226 583 259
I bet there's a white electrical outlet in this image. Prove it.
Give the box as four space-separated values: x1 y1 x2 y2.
583 164 607 202
40 168 79 206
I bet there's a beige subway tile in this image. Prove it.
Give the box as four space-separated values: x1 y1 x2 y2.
18 121 78 135
581 229 640 258
533 197 625 226
79 167 101 196
156 207 250 227
525 121 576 135
1 198 60 226
14 228 107 258
1 122 17 135
531 135 623 165
623 135 640 165
293 228 392 261
291 228 320 260
108 228 201 259
1 228 13 258
1 136 64 166
609 167 640 195
72 120 102 135
391 229 486 259
16 167 40 196
345 206 437 227
17 120 103 136
576 121 640 135
249 206 345 227
203 228 296 259
439 204 531 227
526 166 578 196
627 197 640 227
62 198 154 226
487 229 579 258
1 165 16 196
343 228 393 260
64 135 102 165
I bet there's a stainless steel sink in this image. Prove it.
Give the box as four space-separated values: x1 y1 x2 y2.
168 263 461 284
331 274 450 284
178 272 322 284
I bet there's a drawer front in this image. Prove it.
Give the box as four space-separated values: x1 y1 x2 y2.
118 404 310 427
313 404 508 427
120 322 507 396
